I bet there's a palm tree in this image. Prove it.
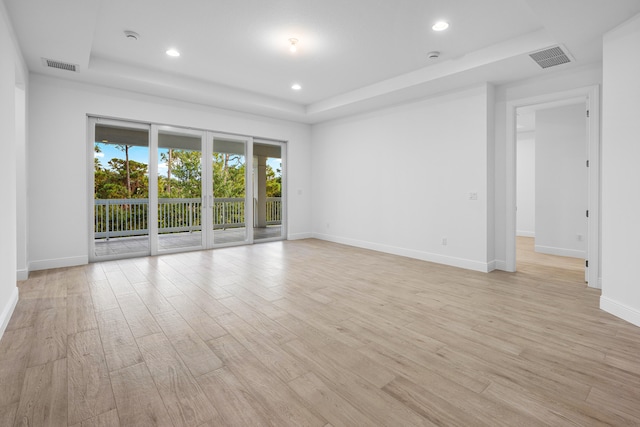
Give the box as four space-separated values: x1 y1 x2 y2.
116 144 131 197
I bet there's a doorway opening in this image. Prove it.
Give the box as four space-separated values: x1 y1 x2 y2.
506 85 600 288
515 100 588 283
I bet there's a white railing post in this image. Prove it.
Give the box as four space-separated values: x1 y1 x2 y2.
105 201 110 240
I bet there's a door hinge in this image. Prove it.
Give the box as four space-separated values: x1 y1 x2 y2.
586 109 590 118
586 210 589 218
586 160 590 167
586 260 589 268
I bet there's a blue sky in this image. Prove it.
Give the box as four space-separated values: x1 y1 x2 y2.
95 143 281 178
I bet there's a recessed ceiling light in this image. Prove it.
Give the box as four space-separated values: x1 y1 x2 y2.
289 38 299 53
166 48 180 57
291 83 301 90
432 21 449 31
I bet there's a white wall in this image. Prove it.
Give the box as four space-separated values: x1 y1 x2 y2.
28 74 312 271
0 0 26 337
601 13 640 327
535 104 587 258
516 132 535 236
493 64 602 270
311 85 493 272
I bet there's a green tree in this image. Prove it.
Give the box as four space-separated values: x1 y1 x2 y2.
265 163 281 197
161 150 201 198
212 153 245 198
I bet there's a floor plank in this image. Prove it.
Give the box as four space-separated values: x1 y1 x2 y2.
137 333 218 426
67 329 116 425
208 334 325 427
288 371 378 426
78 409 120 427
28 307 67 368
109 363 173 426
13 358 67 427
95 308 143 372
153 310 223 377
196 367 270 427
115 291 162 339
0 328 34 408
0 403 18 427
67 294 98 336
166 293 227 341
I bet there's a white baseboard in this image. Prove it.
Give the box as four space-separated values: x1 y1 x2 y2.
0 287 19 340
494 260 508 271
16 269 29 281
516 231 535 237
600 296 640 328
534 245 586 259
287 232 313 240
312 232 493 272
29 255 88 271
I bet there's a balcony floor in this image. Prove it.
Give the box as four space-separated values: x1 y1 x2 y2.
94 226 282 258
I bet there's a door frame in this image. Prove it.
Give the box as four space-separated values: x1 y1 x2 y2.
505 84 600 288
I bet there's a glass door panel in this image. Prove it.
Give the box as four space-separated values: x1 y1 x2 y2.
92 120 150 259
157 127 204 252
253 142 285 242
211 135 251 246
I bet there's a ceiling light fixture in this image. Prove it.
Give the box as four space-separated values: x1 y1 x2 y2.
166 48 180 57
432 21 449 31
291 83 301 90
124 30 140 41
289 38 299 53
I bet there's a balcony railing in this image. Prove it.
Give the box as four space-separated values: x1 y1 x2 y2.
95 197 281 239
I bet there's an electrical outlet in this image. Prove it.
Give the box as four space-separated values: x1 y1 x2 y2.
442 237 447 246
468 192 478 200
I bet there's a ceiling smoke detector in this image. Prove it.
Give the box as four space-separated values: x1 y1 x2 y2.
124 31 140 41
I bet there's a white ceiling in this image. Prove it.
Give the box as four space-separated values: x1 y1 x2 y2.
5 0 640 123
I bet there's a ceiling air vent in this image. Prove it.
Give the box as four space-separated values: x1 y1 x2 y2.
42 58 79 72
529 46 572 69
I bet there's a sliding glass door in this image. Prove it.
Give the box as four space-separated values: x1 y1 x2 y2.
209 134 253 247
156 126 205 252
90 118 151 260
90 118 284 261
253 140 286 242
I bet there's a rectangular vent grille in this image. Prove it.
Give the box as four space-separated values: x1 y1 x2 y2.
42 58 79 72
529 46 572 69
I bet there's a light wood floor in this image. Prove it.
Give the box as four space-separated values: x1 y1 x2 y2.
1 238 639 426
516 236 585 279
